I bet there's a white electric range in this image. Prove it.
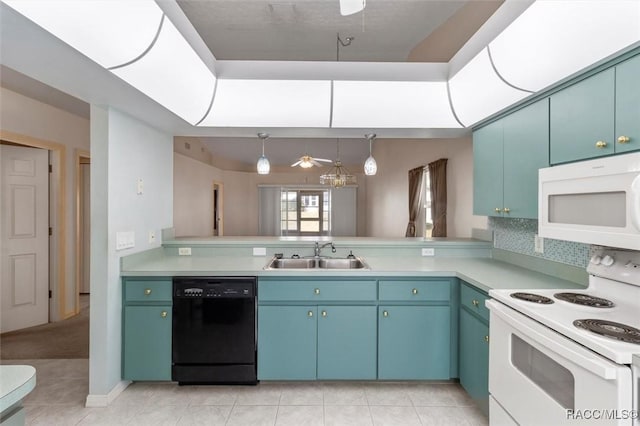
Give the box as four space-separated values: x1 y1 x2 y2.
487 248 640 426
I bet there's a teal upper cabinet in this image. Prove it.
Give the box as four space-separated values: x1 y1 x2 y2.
473 99 549 219
615 54 640 154
550 68 615 164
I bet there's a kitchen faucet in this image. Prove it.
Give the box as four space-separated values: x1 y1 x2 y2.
314 241 336 257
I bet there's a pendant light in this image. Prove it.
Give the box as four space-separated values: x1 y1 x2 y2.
256 132 270 175
363 133 377 176
320 139 356 188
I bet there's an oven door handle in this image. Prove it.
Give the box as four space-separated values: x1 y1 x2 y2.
488 300 619 380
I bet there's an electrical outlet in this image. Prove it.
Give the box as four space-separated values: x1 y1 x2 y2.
534 234 544 254
148 231 156 244
178 247 192 256
421 248 435 257
137 178 144 195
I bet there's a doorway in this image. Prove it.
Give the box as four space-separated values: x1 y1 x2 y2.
213 182 223 236
76 152 90 300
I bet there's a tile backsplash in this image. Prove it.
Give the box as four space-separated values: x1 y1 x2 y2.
488 217 590 268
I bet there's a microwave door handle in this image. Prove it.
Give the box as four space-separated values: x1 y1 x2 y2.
631 175 640 232
488 300 619 380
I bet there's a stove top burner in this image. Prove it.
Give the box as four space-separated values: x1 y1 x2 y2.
510 292 554 304
554 292 614 308
574 319 640 344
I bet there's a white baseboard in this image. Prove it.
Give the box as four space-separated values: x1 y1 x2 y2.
84 380 131 407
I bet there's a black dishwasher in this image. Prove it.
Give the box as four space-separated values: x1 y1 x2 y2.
172 276 257 385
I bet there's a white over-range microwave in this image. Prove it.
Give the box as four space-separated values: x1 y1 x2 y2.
539 152 640 250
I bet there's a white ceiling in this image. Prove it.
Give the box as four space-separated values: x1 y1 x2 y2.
0 0 505 167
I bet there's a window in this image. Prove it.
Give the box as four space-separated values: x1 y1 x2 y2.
423 168 432 237
281 189 331 236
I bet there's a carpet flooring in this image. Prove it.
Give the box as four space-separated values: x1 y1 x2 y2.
0 295 89 359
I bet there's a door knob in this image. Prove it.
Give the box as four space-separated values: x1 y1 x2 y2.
502 207 510 214
321 311 327 317
595 140 607 149
494 208 501 213
308 311 314 317
314 288 320 295
412 288 418 295
383 311 389 317
161 311 167 318
144 289 152 296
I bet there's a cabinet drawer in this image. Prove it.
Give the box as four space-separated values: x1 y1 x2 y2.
258 280 377 302
379 280 450 302
124 279 172 302
460 283 489 322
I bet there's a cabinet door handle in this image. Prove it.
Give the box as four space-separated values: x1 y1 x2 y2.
160 311 167 318
321 310 327 318
383 310 389 318
618 135 630 144
411 288 418 295
502 207 510 214
314 288 320 295
144 289 152 296
484 335 490 343
595 140 608 149
472 299 479 307
494 208 502 213
308 311 314 317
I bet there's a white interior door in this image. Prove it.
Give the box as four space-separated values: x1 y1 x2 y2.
1 144 49 333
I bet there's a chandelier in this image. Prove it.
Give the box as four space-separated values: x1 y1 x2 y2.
320 139 356 188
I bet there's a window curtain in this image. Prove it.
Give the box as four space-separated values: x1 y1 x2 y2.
428 158 448 237
258 186 281 236
405 166 425 237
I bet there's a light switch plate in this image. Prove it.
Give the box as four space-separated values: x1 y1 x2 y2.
116 231 135 251
421 248 435 256
253 247 267 256
178 247 192 256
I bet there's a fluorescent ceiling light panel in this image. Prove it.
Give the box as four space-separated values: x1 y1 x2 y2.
340 0 366 16
490 0 640 92
449 48 529 127
2 0 163 69
111 17 217 125
332 81 460 128
201 80 331 127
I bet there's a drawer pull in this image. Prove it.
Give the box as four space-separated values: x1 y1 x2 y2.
595 140 607 149
321 310 327 318
618 135 630 144
144 289 152 296
308 311 314 317
411 288 418 295
161 311 167 318
484 335 489 343
383 310 389 318
494 208 501 213
502 207 510 214
314 288 320 295
472 299 479 307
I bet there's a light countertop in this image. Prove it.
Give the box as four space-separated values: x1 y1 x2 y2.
121 252 585 292
0 365 36 413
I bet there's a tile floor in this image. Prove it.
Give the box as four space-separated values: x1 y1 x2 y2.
2 359 488 425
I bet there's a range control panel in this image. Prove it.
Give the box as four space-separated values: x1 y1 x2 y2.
173 277 256 299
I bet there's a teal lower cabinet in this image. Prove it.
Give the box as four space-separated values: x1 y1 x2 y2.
122 277 172 381
458 282 490 415
257 306 317 380
378 305 450 380
317 306 377 380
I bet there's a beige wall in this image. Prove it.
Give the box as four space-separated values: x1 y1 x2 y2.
0 87 90 319
173 152 369 237
365 137 486 238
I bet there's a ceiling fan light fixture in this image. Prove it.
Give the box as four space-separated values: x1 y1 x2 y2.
363 133 377 176
339 0 366 16
256 133 270 175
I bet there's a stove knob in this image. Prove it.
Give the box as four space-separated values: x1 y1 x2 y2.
590 255 602 265
601 255 615 267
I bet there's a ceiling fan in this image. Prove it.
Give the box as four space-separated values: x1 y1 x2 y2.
291 155 333 169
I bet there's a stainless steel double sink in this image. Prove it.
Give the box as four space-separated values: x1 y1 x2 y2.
264 257 369 270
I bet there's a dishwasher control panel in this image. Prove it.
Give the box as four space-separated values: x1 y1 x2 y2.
173 277 256 299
